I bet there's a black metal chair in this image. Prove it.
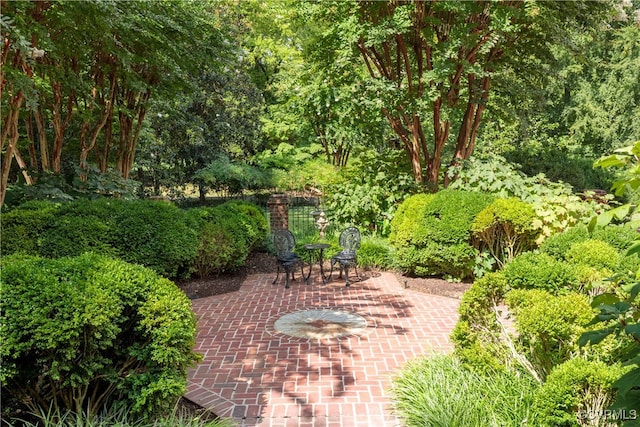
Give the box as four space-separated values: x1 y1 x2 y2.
330 226 361 287
272 229 307 289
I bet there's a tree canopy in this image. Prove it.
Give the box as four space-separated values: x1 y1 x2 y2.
300 0 614 190
2 0 639 206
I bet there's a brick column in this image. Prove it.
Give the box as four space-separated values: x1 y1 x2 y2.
267 194 289 231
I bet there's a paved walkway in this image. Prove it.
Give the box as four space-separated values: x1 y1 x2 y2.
185 270 460 427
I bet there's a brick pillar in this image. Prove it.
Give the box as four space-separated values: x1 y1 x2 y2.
268 194 289 231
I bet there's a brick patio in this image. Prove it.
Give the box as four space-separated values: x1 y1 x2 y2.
185 270 460 427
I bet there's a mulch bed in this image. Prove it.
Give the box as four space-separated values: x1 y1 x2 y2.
177 251 471 300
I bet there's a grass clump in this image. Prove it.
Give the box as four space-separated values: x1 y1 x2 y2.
392 355 537 427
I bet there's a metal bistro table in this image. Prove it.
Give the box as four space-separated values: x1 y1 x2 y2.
303 243 331 284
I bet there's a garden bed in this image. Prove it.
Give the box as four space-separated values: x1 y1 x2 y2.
177 251 471 300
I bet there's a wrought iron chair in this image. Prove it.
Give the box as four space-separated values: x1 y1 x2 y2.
330 226 361 287
272 229 307 289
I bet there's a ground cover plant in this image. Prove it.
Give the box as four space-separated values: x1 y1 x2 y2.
392 355 537 427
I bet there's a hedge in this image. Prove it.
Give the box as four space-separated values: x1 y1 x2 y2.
1 199 268 279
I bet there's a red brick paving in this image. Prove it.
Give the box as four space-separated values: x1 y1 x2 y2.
186 271 460 426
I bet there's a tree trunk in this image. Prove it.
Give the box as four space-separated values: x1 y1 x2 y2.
0 92 25 207
117 89 149 179
34 108 50 171
50 81 74 173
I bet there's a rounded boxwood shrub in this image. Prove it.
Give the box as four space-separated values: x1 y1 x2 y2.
223 200 269 250
503 252 580 293
566 239 620 271
0 253 200 419
452 272 510 373
541 224 638 261
111 200 199 279
532 358 626 427
188 201 268 277
388 193 434 247
0 201 60 255
471 197 539 267
37 199 199 279
505 289 595 379
390 190 494 279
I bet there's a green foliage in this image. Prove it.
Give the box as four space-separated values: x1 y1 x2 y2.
506 289 595 379
192 155 271 195
34 199 199 279
223 200 269 250
265 155 342 195
449 154 610 242
392 355 538 427
566 240 620 271
0 201 59 254
1 199 266 279
4 166 141 210
452 272 510 372
503 252 580 293
541 224 639 260
388 193 434 247
325 148 420 235
188 201 268 277
505 146 615 192
471 198 539 267
356 236 396 270
532 358 627 427
580 277 640 426
389 190 493 279
0 253 200 420
7 404 233 427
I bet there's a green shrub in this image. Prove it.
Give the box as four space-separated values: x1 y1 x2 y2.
188 201 267 277
1 199 270 279
0 253 200 420
451 272 510 372
36 199 199 279
388 193 434 246
541 224 638 260
503 252 580 293
532 358 627 427
108 200 199 278
356 236 395 270
540 225 591 260
566 240 620 271
390 190 494 279
0 201 60 255
449 154 608 242
471 197 539 267
505 289 595 379
223 200 268 250
39 209 118 259
392 355 538 427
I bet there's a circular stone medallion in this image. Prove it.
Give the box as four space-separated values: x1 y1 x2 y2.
273 309 367 339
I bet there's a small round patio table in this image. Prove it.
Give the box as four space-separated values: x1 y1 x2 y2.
303 243 331 284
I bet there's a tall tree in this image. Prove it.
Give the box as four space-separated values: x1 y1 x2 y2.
307 0 612 190
0 0 222 206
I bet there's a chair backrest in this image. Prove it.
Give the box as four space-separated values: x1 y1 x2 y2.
339 227 361 253
273 229 296 259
